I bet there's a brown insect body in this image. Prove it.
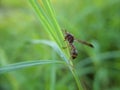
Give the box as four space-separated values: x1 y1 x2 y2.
70 44 78 59
64 30 93 59
64 31 74 44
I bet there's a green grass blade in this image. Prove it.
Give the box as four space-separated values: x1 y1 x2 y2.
29 0 84 90
31 40 69 63
0 60 64 74
29 0 63 47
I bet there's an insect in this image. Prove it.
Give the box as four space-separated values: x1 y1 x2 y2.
63 30 94 59
69 43 78 59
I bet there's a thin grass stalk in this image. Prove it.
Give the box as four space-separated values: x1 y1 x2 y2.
71 69 85 90
30 0 59 45
41 0 63 41
37 0 63 47
30 0 70 65
29 0 84 90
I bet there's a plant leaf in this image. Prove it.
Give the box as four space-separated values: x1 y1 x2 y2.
0 60 64 74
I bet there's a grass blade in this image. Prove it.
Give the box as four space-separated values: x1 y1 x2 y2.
29 0 84 90
0 60 64 74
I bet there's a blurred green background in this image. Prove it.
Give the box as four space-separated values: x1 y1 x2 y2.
0 0 120 90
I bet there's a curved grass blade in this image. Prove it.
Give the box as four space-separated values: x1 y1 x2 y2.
31 40 70 64
0 60 64 74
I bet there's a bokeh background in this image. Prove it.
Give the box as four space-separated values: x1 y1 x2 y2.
0 0 120 90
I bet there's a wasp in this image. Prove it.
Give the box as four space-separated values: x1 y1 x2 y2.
63 30 94 59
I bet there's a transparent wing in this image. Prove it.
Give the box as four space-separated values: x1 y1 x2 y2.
75 39 94 48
